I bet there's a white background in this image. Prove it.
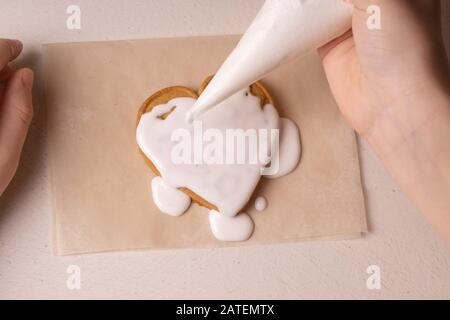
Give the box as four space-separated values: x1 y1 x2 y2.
0 0 449 299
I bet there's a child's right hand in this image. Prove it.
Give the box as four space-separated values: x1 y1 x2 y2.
320 0 450 244
321 0 450 142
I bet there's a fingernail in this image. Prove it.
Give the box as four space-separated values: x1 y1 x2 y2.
8 39 23 55
21 69 34 90
10 39 22 47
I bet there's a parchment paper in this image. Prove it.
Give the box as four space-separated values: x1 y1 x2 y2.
43 36 367 255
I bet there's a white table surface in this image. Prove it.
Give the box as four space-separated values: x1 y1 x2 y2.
0 0 449 299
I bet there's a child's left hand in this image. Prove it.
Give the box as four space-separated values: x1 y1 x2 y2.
0 39 34 196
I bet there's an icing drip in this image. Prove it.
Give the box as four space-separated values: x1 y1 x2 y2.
151 177 191 217
254 196 267 211
208 210 254 242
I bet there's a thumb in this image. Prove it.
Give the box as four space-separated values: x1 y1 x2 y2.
0 68 34 189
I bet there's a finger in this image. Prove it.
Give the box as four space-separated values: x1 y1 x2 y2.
318 29 354 60
0 39 23 69
0 64 13 81
0 68 34 167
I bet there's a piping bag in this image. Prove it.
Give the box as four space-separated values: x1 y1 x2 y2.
187 0 353 121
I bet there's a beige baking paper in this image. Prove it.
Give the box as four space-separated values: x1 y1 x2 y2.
43 36 367 255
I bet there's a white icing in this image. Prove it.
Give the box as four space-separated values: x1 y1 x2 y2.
265 118 301 179
151 177 191 217
137 88 279 217
254 196 267 212
138 86 302 242
187 0 353 120
208 210 254 242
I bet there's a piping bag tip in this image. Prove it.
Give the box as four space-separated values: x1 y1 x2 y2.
185 110 199 124
185 111 194 124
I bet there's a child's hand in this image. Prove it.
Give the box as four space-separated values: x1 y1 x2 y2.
0 39 34 196
320 0 449 142
320 0 450 243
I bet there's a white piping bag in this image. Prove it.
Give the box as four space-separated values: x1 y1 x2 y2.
187 0 353 121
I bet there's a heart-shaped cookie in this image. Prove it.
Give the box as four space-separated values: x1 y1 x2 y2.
136 76 280 217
